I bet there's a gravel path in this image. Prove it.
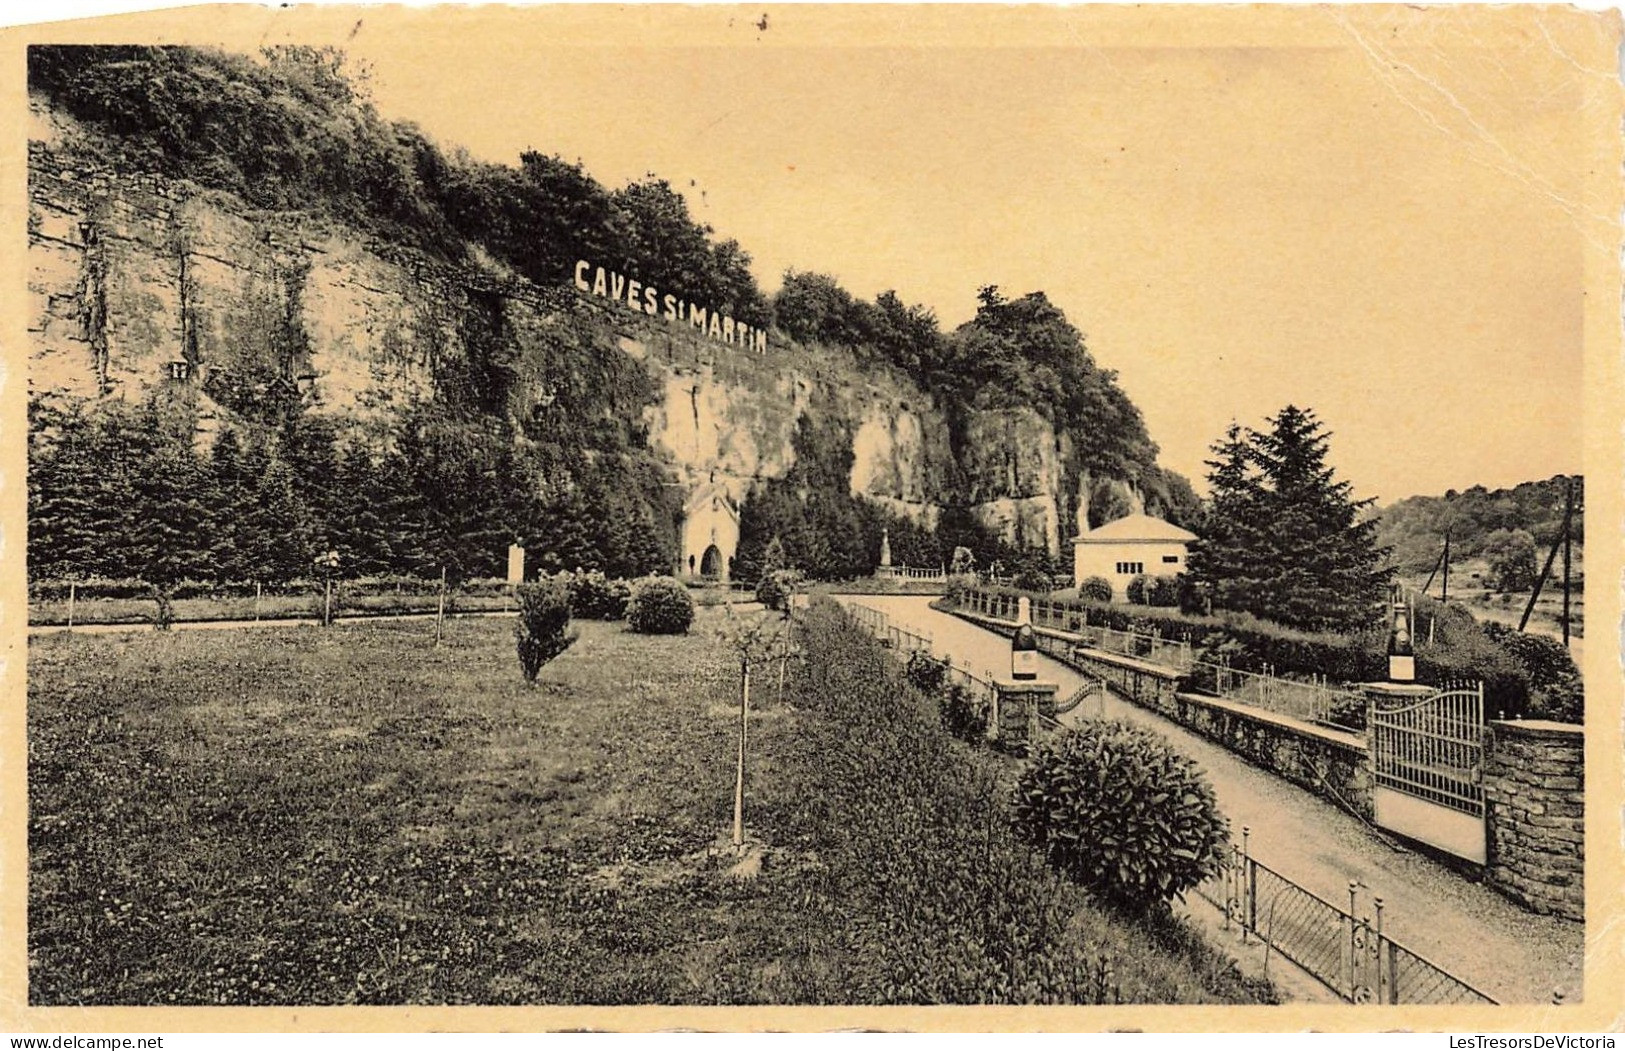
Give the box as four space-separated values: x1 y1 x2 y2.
843 595 1585 1005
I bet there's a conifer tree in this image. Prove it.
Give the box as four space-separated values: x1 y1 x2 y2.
1189 406 1390 632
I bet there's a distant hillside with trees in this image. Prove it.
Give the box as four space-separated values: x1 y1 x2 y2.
1374 475 1583 576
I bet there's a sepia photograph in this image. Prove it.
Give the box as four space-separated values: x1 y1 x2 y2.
6 2 1622 1032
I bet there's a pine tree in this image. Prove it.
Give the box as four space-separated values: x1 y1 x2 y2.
127 432 215 587
1190 407 1390 632
28 404 129 581
240 458 312 583
1186 422 1270 616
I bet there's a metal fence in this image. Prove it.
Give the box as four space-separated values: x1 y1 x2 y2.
1369 681 1486 816
1197 831 1496 1005
844 602 934 656
961 589 1377 732
1188 660 1367 729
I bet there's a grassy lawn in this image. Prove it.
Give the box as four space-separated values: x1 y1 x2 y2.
29 607 1266 1005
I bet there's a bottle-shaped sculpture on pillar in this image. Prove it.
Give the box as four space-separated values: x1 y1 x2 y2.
879 527 892 570
1387 585 1415 683
1012 596 1038 681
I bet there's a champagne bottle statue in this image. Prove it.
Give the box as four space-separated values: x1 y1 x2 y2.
1012 595 1038 681
1387 586 1415 683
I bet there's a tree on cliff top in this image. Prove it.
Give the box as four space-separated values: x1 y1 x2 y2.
951 286 1157 480
1188 406 1391 632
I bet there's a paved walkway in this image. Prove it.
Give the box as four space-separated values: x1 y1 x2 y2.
842 595 1584 1005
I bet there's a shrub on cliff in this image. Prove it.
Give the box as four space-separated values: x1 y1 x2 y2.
1012 721 1228 914
515 579 577 683
627 576 695 635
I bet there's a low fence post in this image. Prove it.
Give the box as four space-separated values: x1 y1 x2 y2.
1243 826 1256 937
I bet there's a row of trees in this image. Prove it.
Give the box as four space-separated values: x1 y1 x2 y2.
27 397 679 587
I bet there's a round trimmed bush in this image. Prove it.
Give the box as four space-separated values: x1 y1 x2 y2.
1012 720 1228 913
1125 574 1152 605
565 570 630 620
1147 575 1180 608
626 575 695 635
1079 575 1114 603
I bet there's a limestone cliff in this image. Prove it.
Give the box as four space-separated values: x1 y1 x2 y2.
27 94 1137 560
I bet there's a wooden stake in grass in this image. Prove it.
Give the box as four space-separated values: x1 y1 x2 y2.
66 581 75 631
435 565 447 648
734 657 749 851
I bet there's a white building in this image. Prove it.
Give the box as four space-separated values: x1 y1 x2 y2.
1072 512 1197 600
679 480 739 581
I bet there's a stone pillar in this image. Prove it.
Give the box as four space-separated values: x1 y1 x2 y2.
993 678 1058 749
1484 720 1584 921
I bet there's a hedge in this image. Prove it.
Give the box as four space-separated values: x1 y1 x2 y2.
776 598 1272 1004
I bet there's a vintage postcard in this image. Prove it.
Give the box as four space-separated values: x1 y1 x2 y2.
3 2 1622 1034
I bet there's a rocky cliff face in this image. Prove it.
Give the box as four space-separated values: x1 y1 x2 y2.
27 95 1127 558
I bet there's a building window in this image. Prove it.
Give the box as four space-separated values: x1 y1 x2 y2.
1115 561 1144 575
1163 555 1180 564
165 360 191 381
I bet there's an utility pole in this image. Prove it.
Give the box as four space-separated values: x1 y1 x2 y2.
1520 481 1574 634
1562 482 1573 648
1441 528 1450 603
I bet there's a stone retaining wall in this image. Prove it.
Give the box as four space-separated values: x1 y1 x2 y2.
1483 720 1584 922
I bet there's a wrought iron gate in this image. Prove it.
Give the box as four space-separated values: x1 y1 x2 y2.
1368 682 1487 863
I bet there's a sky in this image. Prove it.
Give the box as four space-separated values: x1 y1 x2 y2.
43 4 1614 506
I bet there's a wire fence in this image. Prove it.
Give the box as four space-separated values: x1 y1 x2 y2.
1196 830 1497 1005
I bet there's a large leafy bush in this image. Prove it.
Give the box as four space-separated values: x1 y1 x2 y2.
515 578 577 682
1012 720 1228 913
626 576 695 635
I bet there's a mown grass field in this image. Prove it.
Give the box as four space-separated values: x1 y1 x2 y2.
29 608 1269 1005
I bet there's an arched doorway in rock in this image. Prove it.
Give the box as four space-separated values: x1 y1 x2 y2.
700 544 723 579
